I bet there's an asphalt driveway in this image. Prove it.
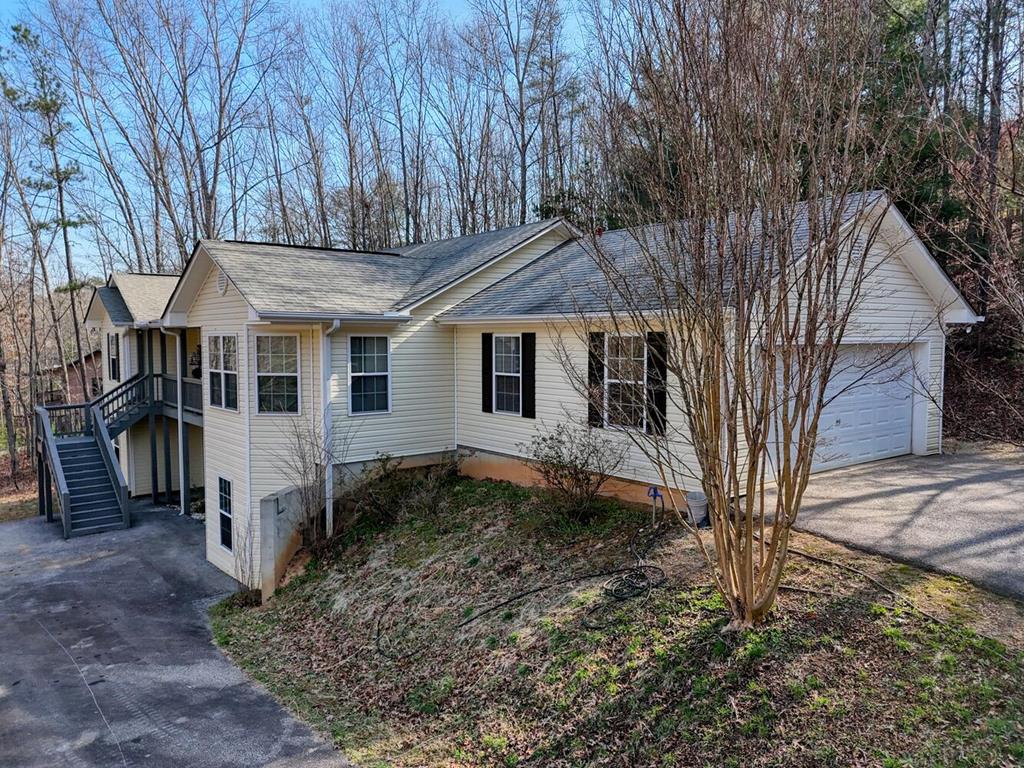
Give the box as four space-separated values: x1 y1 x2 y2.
0 502 344 767
795 447 1024 600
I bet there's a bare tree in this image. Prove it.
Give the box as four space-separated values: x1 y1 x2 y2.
561 0 933 628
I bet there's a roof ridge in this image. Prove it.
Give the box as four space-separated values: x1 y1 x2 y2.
216 239 440 264
114 271 181 278
397 218 561 253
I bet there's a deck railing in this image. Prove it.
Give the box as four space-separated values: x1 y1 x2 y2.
43 403 91 438
96 374 149 425
160 375 202 413
35 406 72 538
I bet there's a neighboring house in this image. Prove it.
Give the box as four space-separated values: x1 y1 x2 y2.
37 193 980 588
38 349 103 405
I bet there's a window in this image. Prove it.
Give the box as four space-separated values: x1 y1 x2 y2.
208 335 238 410
256 335 300 413
493 334 521 414
218 477 232 551
605 335 646 430
107 333 120 382
349 336 390 414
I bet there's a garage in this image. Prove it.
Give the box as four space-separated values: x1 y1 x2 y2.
813 345 915 471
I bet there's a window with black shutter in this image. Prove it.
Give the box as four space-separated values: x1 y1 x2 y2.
589 331 668 434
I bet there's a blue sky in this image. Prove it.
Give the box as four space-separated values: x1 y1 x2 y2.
0 0 478 32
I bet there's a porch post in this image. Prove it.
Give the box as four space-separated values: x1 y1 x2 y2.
147 330 158 505
160 332 171 504
179 330 190 510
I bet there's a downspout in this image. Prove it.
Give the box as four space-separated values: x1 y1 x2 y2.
322 320 342 535
453 327 458 454
161 327 186 511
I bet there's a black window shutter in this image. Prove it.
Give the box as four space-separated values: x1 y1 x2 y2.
646 331 668 436
587 332 605 427
481 333 493 413
521 332 536 419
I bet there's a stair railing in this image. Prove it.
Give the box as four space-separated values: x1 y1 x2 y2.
35 406 72 539
91 402 129 529
95 373 149 427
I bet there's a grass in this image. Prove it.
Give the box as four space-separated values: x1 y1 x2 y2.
211 477 1024 767
0 489 37 523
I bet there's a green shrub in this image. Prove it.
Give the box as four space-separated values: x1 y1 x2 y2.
522 422 625 522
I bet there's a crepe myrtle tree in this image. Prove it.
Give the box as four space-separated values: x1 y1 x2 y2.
558 0 931 628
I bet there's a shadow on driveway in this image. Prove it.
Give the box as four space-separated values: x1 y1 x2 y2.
793 448 1024 600
0 502 344 767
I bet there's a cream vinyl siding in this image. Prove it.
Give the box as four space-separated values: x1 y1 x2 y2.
328 230 568 463
94 312 134 487
247 325 321 526
844 236 946 454
456 321 701 489
188 266 251 579
125 418 203 496
453 235 949 489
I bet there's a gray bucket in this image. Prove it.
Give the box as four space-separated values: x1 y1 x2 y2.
686 491 708 527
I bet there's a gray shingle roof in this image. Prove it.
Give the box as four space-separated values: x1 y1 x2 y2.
94 286 134 326
392 220 561 308
442 192 884 319
112 273 179 323
200 219 563 317
201 241 428 315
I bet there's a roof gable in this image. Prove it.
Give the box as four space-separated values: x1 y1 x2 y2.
164 220 569 323
439 192 980 324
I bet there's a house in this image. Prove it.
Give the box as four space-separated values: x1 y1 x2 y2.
38 348 103 405
35 193 980 588
80 272 205 506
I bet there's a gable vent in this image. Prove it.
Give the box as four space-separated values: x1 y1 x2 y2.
216 269 228 296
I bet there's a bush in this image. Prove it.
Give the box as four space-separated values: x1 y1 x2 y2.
523 422 626 522
333 453 463 539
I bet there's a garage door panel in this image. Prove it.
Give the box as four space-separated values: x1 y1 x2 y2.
812 346 913 472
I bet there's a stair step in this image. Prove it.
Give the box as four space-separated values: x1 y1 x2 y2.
68 481 112 494
59 454 102 465
69 520 126 536
71 496 119 514
70 507 122 523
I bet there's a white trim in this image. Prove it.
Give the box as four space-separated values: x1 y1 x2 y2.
399 220 570 312
207 333 240 412
492 333 522 416
910 340 930 456
347 334 392 416
322 321 341 536
453 327 459 446
603 333 647 432
217 475 234 554
254 332 302 416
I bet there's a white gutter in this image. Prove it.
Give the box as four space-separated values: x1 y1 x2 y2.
322 320 343 535
435 312 609 326
256 311 411 323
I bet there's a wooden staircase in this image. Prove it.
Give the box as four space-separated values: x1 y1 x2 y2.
35 374 152 538
57 438 127 535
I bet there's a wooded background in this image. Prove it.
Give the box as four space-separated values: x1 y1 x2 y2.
0 0 1022 480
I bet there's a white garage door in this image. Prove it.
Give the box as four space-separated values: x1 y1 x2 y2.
813 346 914 472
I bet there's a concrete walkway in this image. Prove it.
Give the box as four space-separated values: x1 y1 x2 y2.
0 502 344 767
794 447 1024 600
